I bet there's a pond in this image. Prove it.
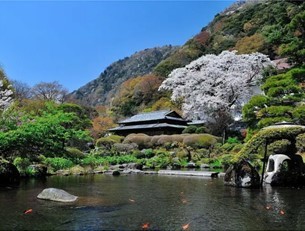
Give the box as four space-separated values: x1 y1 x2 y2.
1 173 305 230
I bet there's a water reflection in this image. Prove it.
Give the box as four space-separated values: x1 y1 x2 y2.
0 174 305 230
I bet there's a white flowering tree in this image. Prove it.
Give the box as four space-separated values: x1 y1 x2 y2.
159 50 274 124
0 69 14 111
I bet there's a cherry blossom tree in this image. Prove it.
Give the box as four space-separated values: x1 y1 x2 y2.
159 50 274 122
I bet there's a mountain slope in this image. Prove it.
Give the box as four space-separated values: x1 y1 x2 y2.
154 0 301 77
69 45 178 106
72 0 305 112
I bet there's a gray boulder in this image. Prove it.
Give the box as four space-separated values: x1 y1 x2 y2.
37 188 78 202
200 164 210 169
186 161 196 168
224 159 260 188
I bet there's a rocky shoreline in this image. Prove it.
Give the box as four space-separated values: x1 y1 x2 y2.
0 160 224 185
53 163 221 177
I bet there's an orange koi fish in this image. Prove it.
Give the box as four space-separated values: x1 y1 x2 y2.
23 208 33 214
182 223 190 230
142 222 150 229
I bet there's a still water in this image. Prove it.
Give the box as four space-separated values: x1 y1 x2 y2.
1 174 305 230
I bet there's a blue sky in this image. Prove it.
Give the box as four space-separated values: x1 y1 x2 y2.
0 1 235 92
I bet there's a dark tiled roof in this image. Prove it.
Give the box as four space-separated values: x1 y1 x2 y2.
109 123 187 131
119 110 180 124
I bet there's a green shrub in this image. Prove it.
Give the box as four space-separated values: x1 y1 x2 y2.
182 125 197 134
13 157 31 174
132 150 144 159
200 158 210 164
195 126 207 134
183 134 219 148
25 165 37 177
296 133 305 152
226 137 241 144
231 144 244 153
43 157 74 171
172 157 188 168
221 143 237 152
24 164 47 177
82 155 106 167
82 154 137 167
108 135 124 143
191 149 209 161
114 155 137 164
96 135 123 148
132 148 155 159
142 149 155 158
209 159 222 168
145 155 170 169
65 147 84 162
38 154 46 162
222 142 244 153
268 139 291 154
217 154 236 170
96 136 120 150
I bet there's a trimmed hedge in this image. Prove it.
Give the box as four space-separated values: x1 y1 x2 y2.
113 143 138 153
96 135 124 149
183 134 219 148
123 133 152 149
123 133 220 149
268 139 291 154
238 127 305 162
296 133 305 152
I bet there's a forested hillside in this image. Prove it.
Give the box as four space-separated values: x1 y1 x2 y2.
71 0 305 120
69 45 178 106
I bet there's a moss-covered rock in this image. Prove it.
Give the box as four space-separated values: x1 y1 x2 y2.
69 165 86 175
224 159 260 188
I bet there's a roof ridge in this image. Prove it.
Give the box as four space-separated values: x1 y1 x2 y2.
137 109 171 114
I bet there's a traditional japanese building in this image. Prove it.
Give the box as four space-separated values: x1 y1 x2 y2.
109 110 188 136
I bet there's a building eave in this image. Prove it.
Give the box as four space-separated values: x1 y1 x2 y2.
109 123 187 132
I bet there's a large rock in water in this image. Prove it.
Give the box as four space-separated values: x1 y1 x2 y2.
224 159 260 188
0 162 20 186
37 188 78 202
